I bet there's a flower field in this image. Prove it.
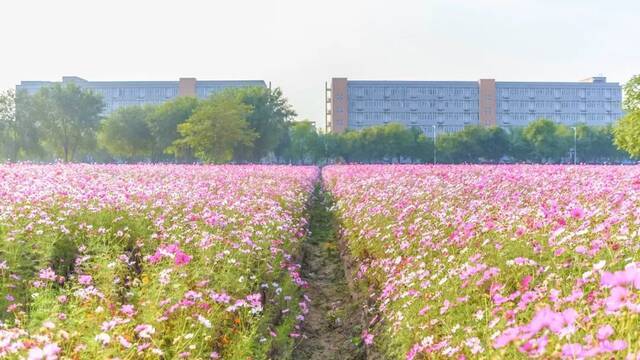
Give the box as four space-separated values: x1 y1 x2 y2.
324 165 640 359
0 164 317 359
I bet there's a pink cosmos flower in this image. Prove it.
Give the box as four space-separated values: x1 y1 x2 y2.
562 343 583 358
78 275 92 285
121 304 136 317
174 250 192 266
570 207 585 219
596 325 614 341
605 286 630 312
362 330 374 345
39 268 57 281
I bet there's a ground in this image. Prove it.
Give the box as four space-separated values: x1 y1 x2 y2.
293 185 366 360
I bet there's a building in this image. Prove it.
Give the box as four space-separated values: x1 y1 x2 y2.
17 76 267 114
325 77 623 135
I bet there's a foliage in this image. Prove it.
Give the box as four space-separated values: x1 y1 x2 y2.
233 87 297 162
0 90 45 161
0 89 16 160
324 164 640 359
521 118 571 162
0 164 318 359
146 97 199 162
623 74 640 112
613 112 640 158
98 106 155 161
284 120 321 164
171 91 257 163
32 84 104 162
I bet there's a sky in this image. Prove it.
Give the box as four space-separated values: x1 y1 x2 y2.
1 0 639 127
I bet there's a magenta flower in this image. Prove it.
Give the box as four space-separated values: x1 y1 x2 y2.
174 251 192 266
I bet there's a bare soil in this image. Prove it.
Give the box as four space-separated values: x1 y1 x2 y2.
292 186 366 360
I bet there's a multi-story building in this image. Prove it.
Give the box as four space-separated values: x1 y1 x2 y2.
17 76 267 114
325 76 623 135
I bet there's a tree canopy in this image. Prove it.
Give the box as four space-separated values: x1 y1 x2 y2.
171 91 257 163
233 87 296 162
623 74 640 113
613 112 640 158
99 106 155 160
32 84 104 162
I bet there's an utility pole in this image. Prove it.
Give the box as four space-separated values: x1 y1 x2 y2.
432 124 437 164
572 126 577 165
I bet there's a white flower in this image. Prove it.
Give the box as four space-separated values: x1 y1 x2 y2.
198 315 212 328
593 260 606 270
95 332 111 346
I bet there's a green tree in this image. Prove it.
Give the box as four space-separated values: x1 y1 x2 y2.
482 127 510 162
0 89 16 160
146 97 199 161
613 112 640 158
287 120 321 164
98 106 155 161
522 118 571 163
33 84 104 162
623 74 640 112
575 124 626 163
171 91 257 163
233 87 296 162
435 126 508 163
406 126 433 163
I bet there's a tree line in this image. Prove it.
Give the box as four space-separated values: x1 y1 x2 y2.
0 84 295 163
283 119 627 164
1 74 640 164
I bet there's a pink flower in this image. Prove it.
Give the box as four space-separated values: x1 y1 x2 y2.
174 251 192 266
78 275 92 285
118 335 132 348
596 325 614 341
562 343 584 358
605 286 630 312
121 304 136 317
39 268 57 281
520 275 533 290
362 330 374 345
570 207 585 219
135 324 156 339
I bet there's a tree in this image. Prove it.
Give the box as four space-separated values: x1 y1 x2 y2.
286 121 321 164
623 74 640 112
233 87 296 162
171 91 257 163
522 118 571 163
482 127 510 162
98 106 155 161
406 126 433 163
0 89 47 161
146 96 199 162
0 89 16 160
613 112 640 158
574 124 626 163
33 84 104 162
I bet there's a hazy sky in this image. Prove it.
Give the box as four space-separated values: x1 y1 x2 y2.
2 0 639 126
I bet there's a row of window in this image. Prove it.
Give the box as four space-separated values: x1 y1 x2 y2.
347 86 621 99
497 87 621 99
349 124 468 136
497 101 622 112
349 112 478 122
498 100 621 108
348 86 479 99
498 113 619 123
350 100 478 110
196 86 237 98
103 100 168 113
89 87 177 100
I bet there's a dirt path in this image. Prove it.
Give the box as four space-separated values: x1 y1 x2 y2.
293 185 365 360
